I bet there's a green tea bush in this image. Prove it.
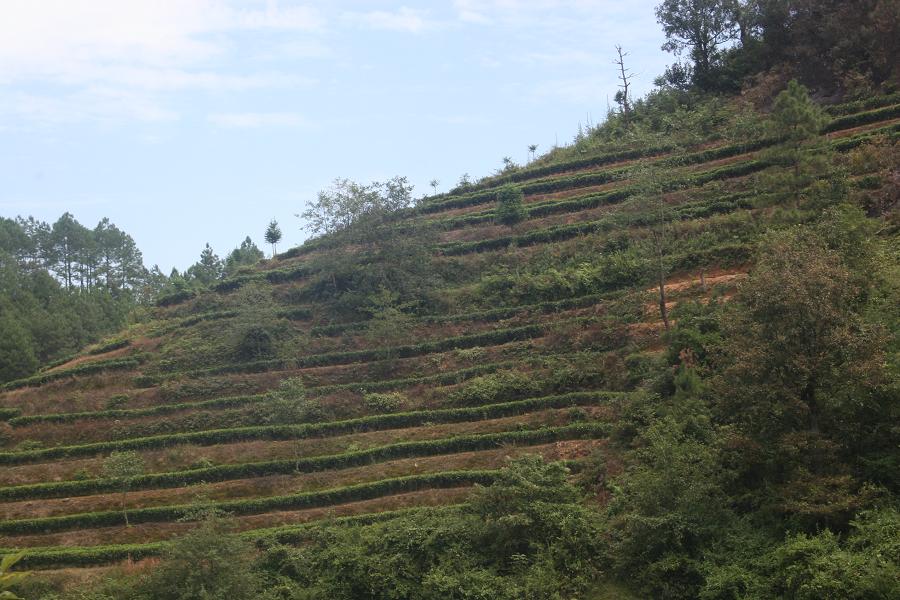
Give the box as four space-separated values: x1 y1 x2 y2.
447 370 541 406
363 392 407 413
0 391 620 468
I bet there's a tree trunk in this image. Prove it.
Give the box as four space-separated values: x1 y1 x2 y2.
122 489 130 527
658 267 670 332
802 380 820 434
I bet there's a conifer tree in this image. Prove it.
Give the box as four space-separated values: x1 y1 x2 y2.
265 219 282 257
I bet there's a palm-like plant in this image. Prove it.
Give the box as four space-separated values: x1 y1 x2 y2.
0 553 28 600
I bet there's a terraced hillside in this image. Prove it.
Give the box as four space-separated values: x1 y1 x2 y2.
1 93 898 583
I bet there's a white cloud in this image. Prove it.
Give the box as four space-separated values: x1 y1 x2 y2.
0 88 178 125
343 7 432 33
0 1 324 124
207 112 309 128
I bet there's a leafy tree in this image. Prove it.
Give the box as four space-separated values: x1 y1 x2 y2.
528 144 539 163
101 450 146 527
656 0 738 86
300 176 415 236
605 409 734 599
364 286 414 348
135 510 263 600
716 223 883 438
632 160 677 331
264 219 282 257
429 179 440 194
228 283 282 361
495 185 526 226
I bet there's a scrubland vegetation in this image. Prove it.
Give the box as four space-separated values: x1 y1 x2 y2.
1 1 898 598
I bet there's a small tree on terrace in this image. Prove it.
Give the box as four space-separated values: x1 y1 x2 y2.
300 176 415 237
632 160 676 331
264 219 282 257
762 80 834 206
102 450 145 527
495 185 526 226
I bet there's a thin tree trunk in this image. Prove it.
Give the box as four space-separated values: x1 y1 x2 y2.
122 489 130 527
658 268 670 332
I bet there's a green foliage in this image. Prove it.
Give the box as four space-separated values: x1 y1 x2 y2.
3 389 610 468
655 0 737 86
363 392 407 413
102 450 146 526
0 470 500 536
0 316 39 384
134 511 264 600
495 185 525 226
264 457 603 599
264 219 282 257
302 176 416 236
605 407 733 599
771 80 828 141
0 553 28 600
1 357 142 391
225 236 264 275
447 370 541 406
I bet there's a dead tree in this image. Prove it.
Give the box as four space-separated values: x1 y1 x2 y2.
614 45 634 121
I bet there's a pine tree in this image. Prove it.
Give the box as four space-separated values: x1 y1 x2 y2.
264 219 282 257
763 79 833 206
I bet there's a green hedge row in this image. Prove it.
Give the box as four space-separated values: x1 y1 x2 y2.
420 94 900 213
822 103 900 133
450 94 900 196
12 359 527 427
438 122 899 259
11 505 465 570
421 138 774 216
311 288 627 338
0 390 622 466
213 265 311 292
446 144 678 194
439 171 761 257
0 419 610 501
1 357 143 391
0 469 499 536
824 93 900 116
0 407 21 421
269 103 897 265
36 352 81 373
147 321 547 384
87 339 131 356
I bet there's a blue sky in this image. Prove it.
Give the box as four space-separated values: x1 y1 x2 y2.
0 0 669 272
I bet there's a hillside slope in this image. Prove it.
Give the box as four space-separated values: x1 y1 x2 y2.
1 91 898 595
